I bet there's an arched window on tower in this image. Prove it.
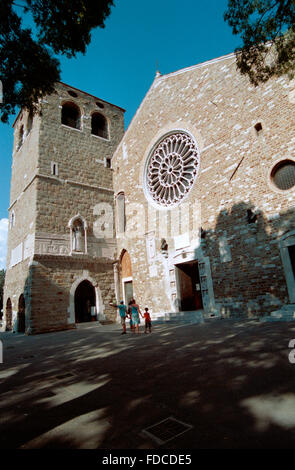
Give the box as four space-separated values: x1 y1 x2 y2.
91 112 109 139
68 215 87 254
61 102 81 130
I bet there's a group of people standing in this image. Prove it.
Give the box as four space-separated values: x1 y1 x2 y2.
110 299 152 335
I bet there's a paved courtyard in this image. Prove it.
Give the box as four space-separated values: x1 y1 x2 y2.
1 318 295 449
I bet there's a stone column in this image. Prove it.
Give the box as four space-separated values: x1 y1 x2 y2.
113 261 120 302
113 261 120 323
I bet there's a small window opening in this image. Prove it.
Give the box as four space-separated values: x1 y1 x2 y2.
51 162 58 176
271 160 295 191
161 238 168 257
96 102 104 109
10 211 15 228
254 122 263 135
17 125 24 150
61 102 81 129
105 158 111 168
27 111 33 134
91 112 108 139
67 90 78 98
200 227 207 239
247 209 257 224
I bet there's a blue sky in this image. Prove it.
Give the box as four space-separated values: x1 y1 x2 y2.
0 0 242 268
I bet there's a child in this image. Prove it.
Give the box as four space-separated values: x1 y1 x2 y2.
144 307 152 334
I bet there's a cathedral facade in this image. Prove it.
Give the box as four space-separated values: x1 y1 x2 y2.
3 51 295 333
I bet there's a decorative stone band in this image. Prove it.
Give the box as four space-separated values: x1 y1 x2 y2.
145 131 200 208
8 173 114 211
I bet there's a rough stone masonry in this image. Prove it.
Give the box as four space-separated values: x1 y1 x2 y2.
3 51 295 334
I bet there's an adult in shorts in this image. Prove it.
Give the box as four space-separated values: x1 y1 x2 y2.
110 301 128 334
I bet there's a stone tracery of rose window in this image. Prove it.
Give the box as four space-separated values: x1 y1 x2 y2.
146 132 200 207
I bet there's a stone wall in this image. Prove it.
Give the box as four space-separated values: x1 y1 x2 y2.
4 54 295 331
112 53 295 318
28 256 116 334
3 82 125 333
3 109 41 330
4 177 38 330
10 109 40 203
38 83 124 189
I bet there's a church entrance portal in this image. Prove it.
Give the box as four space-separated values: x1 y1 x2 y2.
74 280 96 323
175 260 203 311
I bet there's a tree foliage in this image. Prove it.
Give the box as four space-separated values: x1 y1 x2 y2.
224 0 295 85
0 0 114 122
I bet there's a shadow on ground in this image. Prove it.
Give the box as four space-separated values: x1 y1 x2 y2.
1 319 295 449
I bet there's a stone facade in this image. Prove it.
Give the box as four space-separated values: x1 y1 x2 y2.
3 82 124 334
4 51 295 333
112 53 295 320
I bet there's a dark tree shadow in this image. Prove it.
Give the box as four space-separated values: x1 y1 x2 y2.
1 198 295 449
200 200 295 318
1 316 295 449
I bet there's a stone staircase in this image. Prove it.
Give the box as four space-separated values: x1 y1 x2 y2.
260 304 295 322
151 310 207 325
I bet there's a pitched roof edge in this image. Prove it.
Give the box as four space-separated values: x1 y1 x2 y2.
112 75 159 159
57 81 126 113
158 51 236 81
112 51 238 158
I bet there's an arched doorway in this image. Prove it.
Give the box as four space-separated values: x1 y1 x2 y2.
120 250 133 305
18 294 26 333
175 260 203 311
5 298 12 331
279 229 295 304
74 280 96 323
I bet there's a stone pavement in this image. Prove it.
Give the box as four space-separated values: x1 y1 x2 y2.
1 318 295 449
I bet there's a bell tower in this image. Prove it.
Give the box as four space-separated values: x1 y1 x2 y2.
3 82 125 334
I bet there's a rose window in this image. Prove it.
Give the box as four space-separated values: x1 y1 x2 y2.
145 132 200 207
